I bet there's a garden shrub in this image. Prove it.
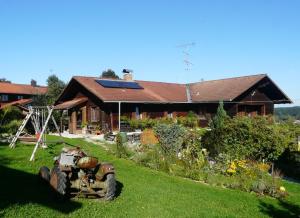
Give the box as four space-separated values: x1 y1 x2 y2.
140 129 159 146
177 111 199 128
201 158 286 197
115 133 130 158
121 116 175 131
203 115 290 162
272 122 300 180
250 173 285 198
122 112 203 130
153 123 186 155
133 148 160 169
276 150 300 180
2 119 22 134
133 144 170 171
0 106 23 134
179 129 208 177
182 130 202 158
275 121 300 151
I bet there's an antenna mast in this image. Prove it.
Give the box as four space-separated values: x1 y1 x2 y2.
176 42 195 71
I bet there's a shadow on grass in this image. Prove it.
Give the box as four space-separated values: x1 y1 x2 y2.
259 199 300 218
0 165 82 216
0 141 8 147
115 181 123 198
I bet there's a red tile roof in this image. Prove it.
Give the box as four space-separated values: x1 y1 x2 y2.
0 82 47 95
56 74 291 104
189 74 267 102
73 76 188 103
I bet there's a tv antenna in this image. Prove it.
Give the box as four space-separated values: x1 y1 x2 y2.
176 42 196 71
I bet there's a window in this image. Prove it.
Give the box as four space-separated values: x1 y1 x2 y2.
168 111 173 118
17 95 23 100
91 107 100 122
1 95 8 101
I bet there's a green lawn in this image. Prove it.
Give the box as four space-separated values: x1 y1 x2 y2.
0 136 299 218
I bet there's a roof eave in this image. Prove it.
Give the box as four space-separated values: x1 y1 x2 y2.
264 75 293 104
231 75 292 104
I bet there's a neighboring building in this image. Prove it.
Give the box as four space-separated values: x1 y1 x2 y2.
0 80 47 109
54 72 291 133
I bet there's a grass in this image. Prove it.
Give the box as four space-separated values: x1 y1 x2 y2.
0 136 300 218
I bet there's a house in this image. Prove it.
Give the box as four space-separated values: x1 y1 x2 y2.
0 80 47 110
54 72 291 134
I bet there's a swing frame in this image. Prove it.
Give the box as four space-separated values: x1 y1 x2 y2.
9 106 62 161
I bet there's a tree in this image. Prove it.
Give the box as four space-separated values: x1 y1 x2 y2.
210 101 228 129
46 74 66 105
30 79 37 86
31 94 48 106
0 78 11 83
154 123 186 155
202 101 229 157
100 69 120 79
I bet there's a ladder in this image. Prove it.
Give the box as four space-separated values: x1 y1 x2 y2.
30 106 54 161
9 109 34 148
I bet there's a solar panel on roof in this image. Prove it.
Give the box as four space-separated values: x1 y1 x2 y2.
95 80 143 89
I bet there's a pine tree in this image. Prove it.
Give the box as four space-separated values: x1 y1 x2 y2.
211 101 228 129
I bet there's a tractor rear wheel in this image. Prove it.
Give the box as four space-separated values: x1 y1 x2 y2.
50 166 68 198
39 166 50 182
104 173 116 200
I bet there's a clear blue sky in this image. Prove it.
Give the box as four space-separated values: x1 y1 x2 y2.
0 0 299 106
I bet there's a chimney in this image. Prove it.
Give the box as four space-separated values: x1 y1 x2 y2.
122 69 133 81
31 79 37 87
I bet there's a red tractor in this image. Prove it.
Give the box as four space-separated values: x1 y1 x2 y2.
39 147 116 200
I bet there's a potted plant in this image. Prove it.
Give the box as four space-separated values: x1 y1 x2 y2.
95 125 101 135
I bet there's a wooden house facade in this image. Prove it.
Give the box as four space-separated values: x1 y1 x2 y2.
54 73 291 134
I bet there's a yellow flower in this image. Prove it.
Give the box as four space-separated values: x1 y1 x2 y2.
256 163 270 172
227 168 236 174
237 160 247 169
230 162 237 170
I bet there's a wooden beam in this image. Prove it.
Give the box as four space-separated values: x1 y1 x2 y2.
82 106 87 124
110 111 113 131
70 110 77 134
